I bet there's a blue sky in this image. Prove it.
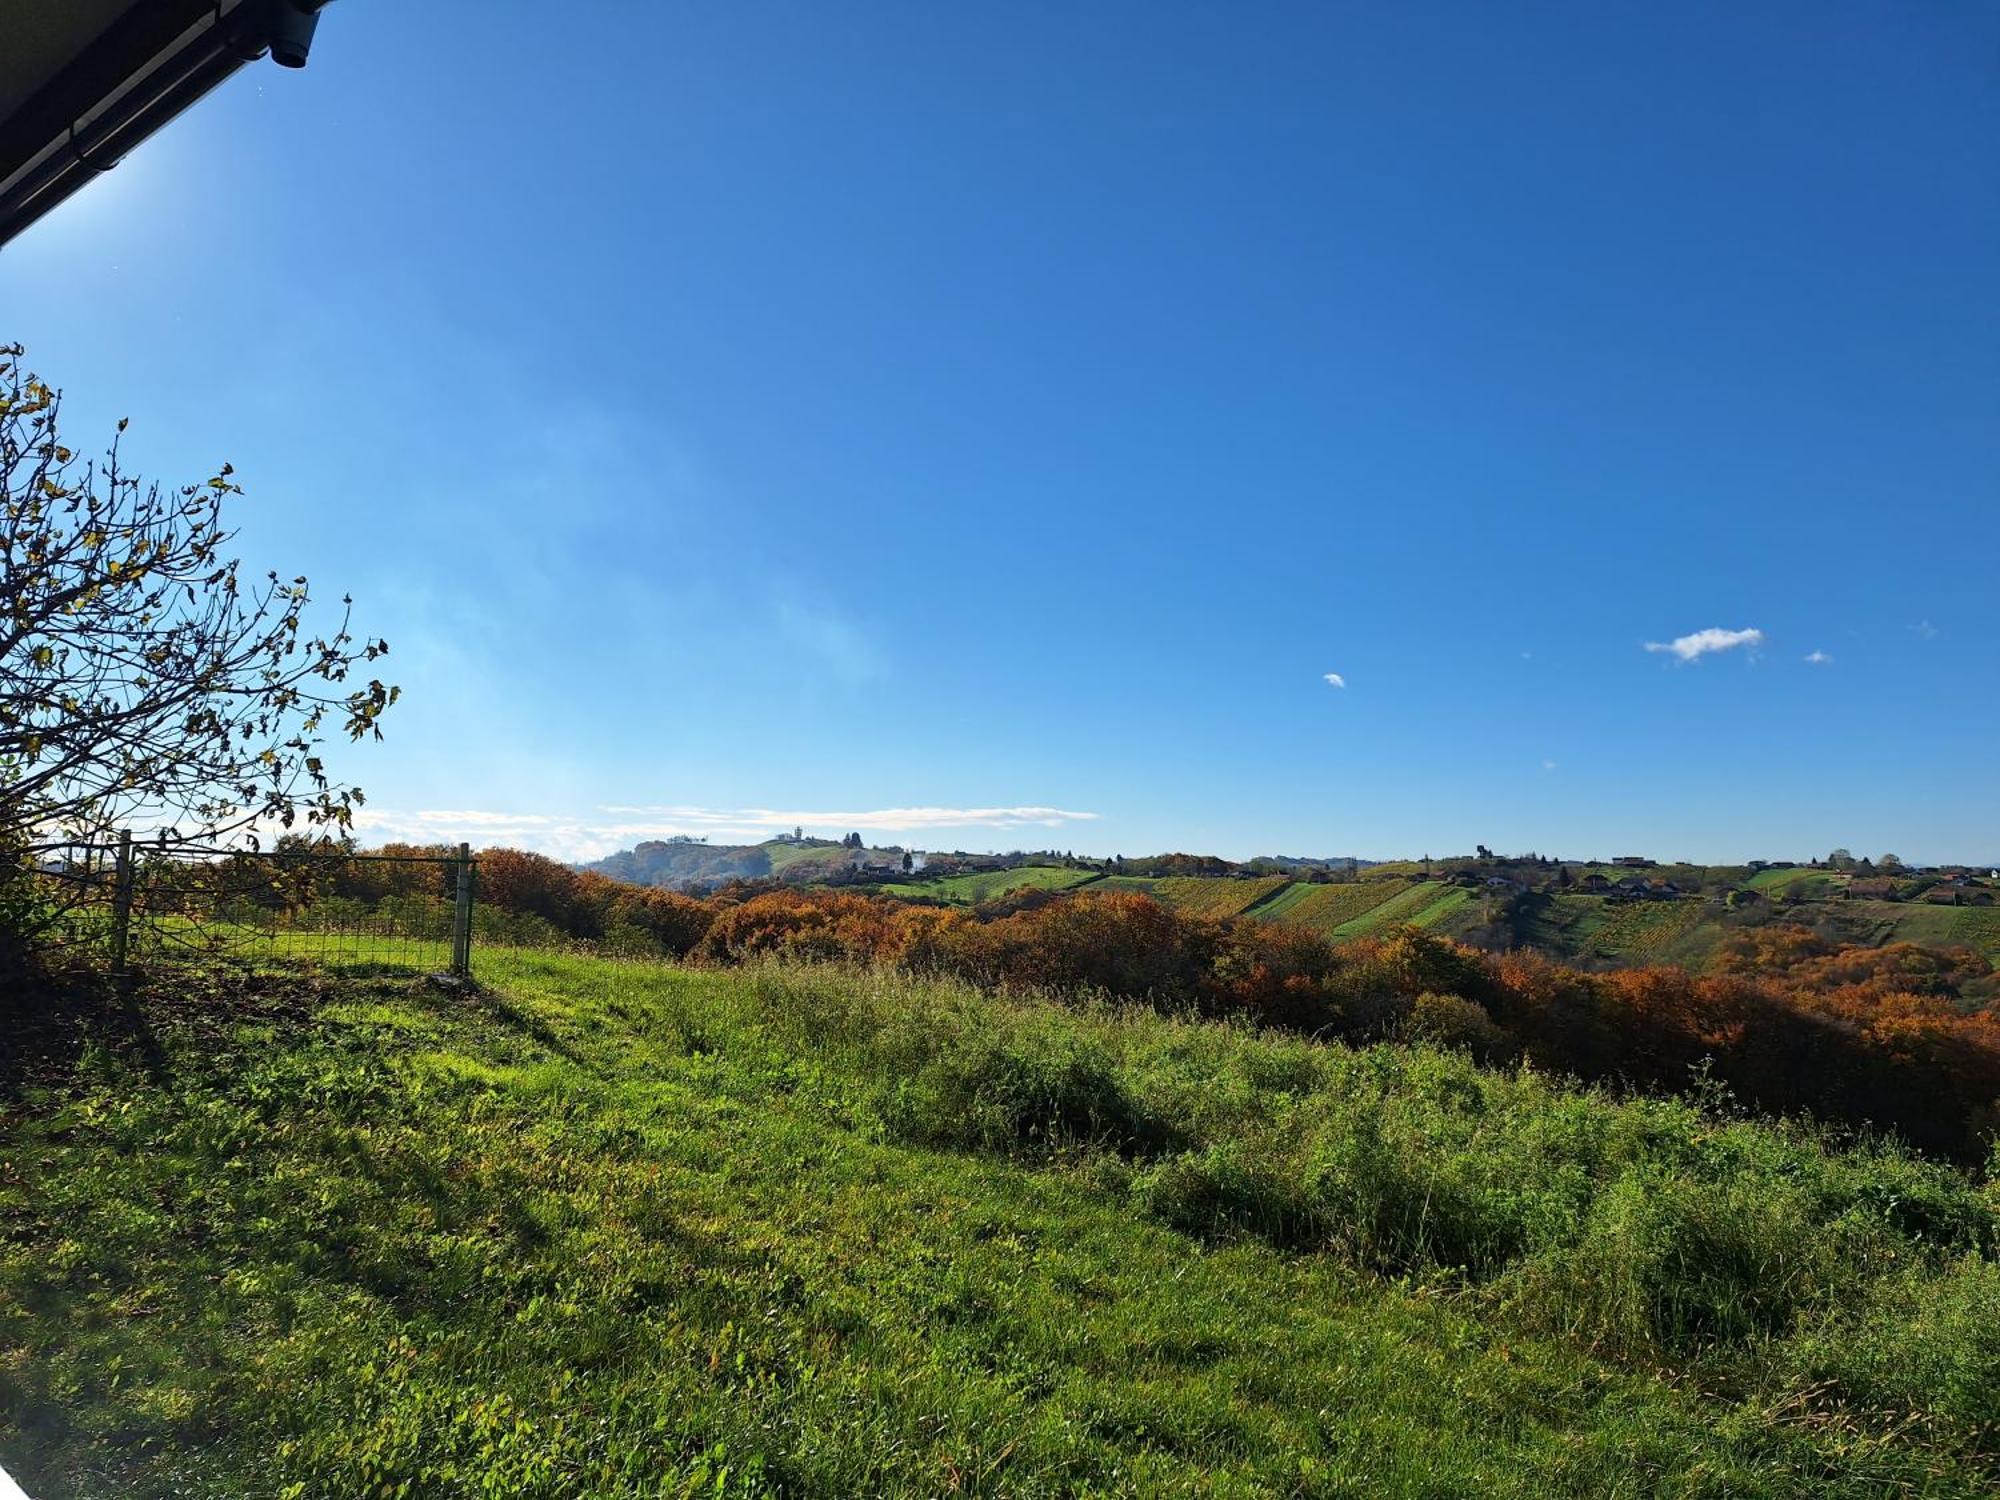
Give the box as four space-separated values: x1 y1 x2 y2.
4 2 1995 864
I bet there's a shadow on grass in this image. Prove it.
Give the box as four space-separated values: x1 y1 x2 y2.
0 961 325 1101
475 987 584 1062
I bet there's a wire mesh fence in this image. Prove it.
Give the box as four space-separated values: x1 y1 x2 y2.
22 837 477 979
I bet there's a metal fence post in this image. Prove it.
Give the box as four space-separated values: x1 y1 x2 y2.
109 829 134 984
451 842 474 978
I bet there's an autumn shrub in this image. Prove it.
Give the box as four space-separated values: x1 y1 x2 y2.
696 889 905 965
1209 920 1345 1030
333 844 453 904
601 887 712 958
477 849 588 933
971 891 1217 1005
1396 990 1513 1061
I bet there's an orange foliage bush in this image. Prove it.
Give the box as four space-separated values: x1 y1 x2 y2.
697 888 908 965
601 885 713 957
477 849 587 930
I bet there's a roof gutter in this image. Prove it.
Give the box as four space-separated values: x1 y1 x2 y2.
0 0 330 249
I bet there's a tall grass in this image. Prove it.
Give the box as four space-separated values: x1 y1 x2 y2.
730 959 2000 1424
4 950 1998 1496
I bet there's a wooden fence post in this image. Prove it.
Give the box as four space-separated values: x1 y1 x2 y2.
109 829 134 985
451 842 474 978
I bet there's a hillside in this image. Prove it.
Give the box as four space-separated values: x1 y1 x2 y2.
583 842 2000 974
589 837 775 887
918 863 2000 971
6 954 2000 1496
589 837 909 891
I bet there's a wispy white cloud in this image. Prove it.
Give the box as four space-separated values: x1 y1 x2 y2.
1914 620 1939 640
1322 672 1347 688
601 804 1098 832
1542 759 1558 771
1804 650 1833 665
1643 626 1764 663
352 804 1101 863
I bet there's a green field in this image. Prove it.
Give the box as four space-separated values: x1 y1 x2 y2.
1406 884 1476 930
1237 879 1318 921
1949 906 2000 960
793 860 2000 980
1745 867 1838 900
1884 903 1971 948
1331 880 1447 938
5 953 1999 1496
1147 875 1291 919
763 841 847 873
877 864 1101 905
1258 880 1411 935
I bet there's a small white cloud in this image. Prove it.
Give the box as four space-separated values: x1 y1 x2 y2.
1914 619 1939 640
1643 626 1765 663
1804 650 1833 665
1322 672 1346 688
1542 759 1558 771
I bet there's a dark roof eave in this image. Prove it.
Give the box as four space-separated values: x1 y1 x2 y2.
0 0 328 249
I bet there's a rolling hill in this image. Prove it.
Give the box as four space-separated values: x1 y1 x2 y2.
584 843 2000 972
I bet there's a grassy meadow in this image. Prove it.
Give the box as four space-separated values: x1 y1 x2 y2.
1247 880 1404 933
4 949 2000 1497
1146 876 1289 920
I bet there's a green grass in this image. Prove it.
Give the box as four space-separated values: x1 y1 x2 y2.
1746 867 1838 900
1406 885 1476 929
1886 904 1972 949
1331 880 1444 938
764 841 850 874
1514 893 1612 954
1949 906 2000 961
1237 880 1317 921
7 952 2000 1496
1260 880 1412 936
1803 902 2000 965
1147 876 1291 920
875 865 1101 905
